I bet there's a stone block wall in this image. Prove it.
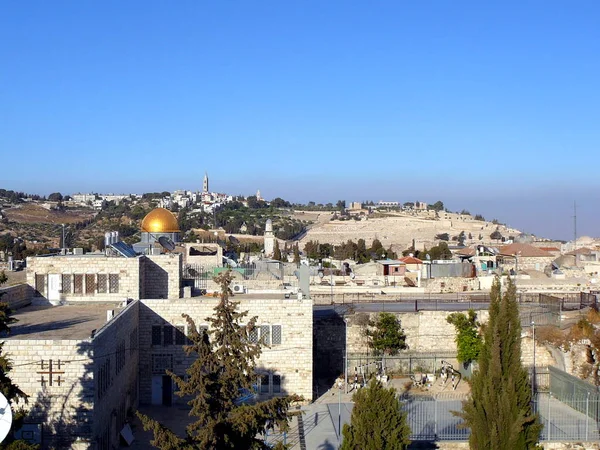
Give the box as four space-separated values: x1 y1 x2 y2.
27 255 142 302
3 338 94 449
139 296 313 404
142 254 182 299
92 300 140 449
0 283 33 309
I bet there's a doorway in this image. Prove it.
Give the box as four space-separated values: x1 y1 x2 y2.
47 274 61 301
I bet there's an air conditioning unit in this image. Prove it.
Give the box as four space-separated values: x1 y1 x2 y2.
232 284 246 294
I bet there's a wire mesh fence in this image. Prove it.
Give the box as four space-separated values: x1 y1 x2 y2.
398 391 600 442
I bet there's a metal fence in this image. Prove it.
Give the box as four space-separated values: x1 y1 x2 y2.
400 393 469 441
399 391 600 443
534 393 600 441
348 352 458 378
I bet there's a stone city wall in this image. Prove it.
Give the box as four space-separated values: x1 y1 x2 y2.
139 296 313 404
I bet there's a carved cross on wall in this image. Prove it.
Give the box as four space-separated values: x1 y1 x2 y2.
37 359 66 387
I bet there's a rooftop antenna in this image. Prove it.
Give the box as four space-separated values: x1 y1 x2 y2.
573 201 577 266
158 236 176 252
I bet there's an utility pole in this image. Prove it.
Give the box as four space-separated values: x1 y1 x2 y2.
573 201 577 266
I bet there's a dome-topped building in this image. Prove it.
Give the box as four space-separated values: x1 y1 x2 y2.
133 208 180 254
141 208 180 233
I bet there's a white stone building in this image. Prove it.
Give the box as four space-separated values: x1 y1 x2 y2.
5 208 313 449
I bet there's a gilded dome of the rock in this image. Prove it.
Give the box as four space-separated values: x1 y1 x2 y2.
141 208 180 233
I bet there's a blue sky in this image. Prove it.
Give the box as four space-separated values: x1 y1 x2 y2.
1 1 599 240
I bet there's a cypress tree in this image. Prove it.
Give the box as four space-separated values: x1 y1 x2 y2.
460 277 542 449
273 240 281 261
341 380 410 450
138 271 299 449
293 244 300 265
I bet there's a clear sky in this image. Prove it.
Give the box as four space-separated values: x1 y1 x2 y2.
1 1 599 240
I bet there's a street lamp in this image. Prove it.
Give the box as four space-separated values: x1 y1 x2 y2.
61 224 65 252
531 320 536 397
344 317 349 394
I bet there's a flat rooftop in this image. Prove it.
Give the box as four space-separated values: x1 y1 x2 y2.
6 303 122 340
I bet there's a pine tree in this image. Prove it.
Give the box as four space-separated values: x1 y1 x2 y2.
340 380 410 450
460 277 542 449
273 240 281 261
137 271 299 450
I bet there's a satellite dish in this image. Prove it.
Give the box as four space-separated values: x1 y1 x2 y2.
158 236 176 252
0 392 13 443
426 254 431 260
228 235 240 245
350 272 356 280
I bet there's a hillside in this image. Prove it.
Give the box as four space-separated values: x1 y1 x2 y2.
298 210 521 253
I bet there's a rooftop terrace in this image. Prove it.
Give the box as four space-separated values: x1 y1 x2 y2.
6 303 123 340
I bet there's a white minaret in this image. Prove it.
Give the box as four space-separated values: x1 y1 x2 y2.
203 172 209 193
264 219 275 257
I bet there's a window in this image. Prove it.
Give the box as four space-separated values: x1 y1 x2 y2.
271 325 282 345
35 274 45 296
272 374 281 393
175 326 187 345
109 274 119 293
152 354 173 373
97 357 112 400
152 326 162 346
116 341 126 375
85 274 96 295
129 327 137 356
73 274 83 294
163 325 174 346
97 274 107 293
248 326 259 344
259 374 270 394
61 274 72 294
260 325 270 345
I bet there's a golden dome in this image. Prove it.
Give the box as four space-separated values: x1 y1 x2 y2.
141 208 180 233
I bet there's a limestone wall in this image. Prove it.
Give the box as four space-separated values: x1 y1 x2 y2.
4 338 94 449
142 254 181 299
0 283 33 309
139 296 313 404
27 255 142 302
92 300 139 449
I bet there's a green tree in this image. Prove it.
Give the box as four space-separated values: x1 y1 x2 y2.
459 277 542 449
48 192 63 202
457 231 466 246
273 239 281 261
341 380 410 450
429 200 444 212
490 230 503 241
435 233 449 241
137 271 298 449
446 310 482 364
293 243 300 265
366 312 407 356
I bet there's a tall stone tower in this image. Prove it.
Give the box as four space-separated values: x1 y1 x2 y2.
264 219 275 257
203 172 209 193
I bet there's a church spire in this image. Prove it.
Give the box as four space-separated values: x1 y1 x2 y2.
203 172 209 193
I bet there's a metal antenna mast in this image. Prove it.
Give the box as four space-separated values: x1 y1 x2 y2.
573 201 577 266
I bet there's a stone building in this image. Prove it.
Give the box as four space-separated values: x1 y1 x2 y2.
263 219 275 257
3 207 313 448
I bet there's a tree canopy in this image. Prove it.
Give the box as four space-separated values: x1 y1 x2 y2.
459 278 542 449
366 312 407 356
341 380 410 450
